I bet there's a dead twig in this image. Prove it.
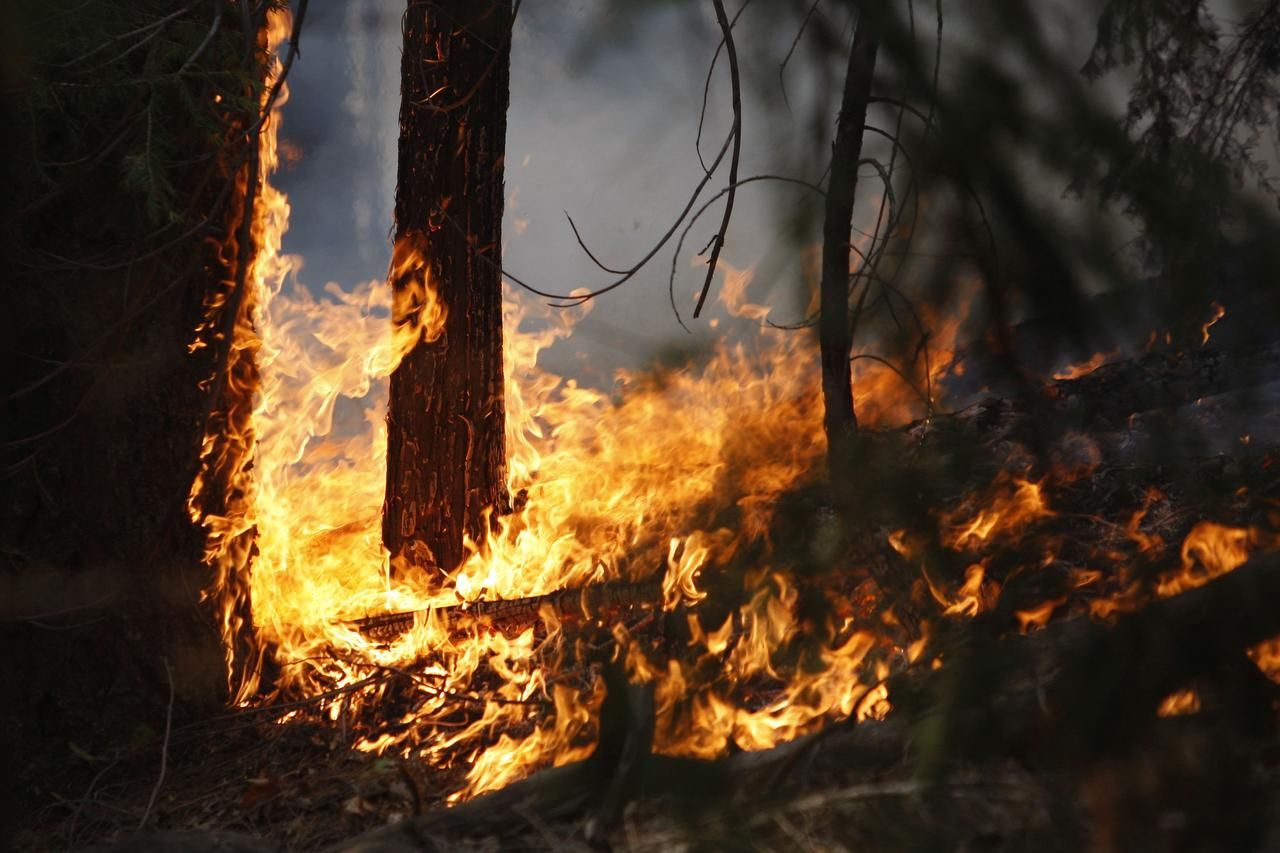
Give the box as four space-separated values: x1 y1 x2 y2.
778 0 824 112
176 0 224 76
65 757 120 849
138 658 175 830
515 804 596 853
692 0 745 319
696 0 752 176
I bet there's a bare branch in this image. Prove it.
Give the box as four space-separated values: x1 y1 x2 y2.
778 0 823 112
567 0 749 278
667 175 828 327
849 352 934 409
696 0 752 175
692 0 745 319
441 124 737 305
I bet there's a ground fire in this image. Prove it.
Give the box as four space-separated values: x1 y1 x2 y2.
186 10 904 792
185 0 1280 823
7 1 1280 851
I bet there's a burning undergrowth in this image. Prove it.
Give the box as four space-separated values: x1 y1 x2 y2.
181 9 1280 816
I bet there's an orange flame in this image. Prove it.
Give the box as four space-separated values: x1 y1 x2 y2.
1052 350 1116 381
1157 688 1200 717
1201 301 1226 346
185 9 952 797
1156 521 1256 597
941 474 1052 552
187 9 1272 806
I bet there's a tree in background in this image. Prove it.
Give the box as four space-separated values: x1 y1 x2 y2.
1080 0 1280 344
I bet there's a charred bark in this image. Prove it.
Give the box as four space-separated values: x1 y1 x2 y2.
384 0 514 575
820 2 884 480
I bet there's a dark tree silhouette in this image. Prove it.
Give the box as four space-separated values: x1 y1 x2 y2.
820 0 884 478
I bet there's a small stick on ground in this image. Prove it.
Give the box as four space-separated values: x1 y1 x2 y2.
137 657 174 830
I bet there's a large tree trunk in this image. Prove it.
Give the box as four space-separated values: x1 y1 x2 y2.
820 2 883 480
383 0 512 575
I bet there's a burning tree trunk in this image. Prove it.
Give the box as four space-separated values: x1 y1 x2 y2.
820 2 883 478
384 0 514 574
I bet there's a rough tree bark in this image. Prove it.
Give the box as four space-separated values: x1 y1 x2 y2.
820 2 883 480
384 0 513 575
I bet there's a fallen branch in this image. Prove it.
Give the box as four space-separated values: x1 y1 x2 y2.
348 575 665 642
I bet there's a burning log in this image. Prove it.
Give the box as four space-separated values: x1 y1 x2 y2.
348 576 665 643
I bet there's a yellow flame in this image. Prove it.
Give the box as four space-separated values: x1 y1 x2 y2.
941 474 1052 551
184 7 949 798
188 9 1274 806
1157 688 1200 717
389 232 448 352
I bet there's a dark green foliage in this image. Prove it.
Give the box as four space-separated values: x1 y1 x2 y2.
1 0 266 560
1076 0 1280 338
5 0 259 231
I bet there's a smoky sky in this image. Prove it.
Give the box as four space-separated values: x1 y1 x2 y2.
274 1 877 385
275 1 1116 386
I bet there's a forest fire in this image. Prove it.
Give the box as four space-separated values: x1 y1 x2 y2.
9 0 1280 849
176 7 1280 812
184 8 913 800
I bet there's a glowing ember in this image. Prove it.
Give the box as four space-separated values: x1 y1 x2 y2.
1157 688 1201 717
1200 301 1226 346
1052 350 1116 381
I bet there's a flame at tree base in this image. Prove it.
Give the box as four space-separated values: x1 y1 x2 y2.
185 8 929 800
185 9 1280 804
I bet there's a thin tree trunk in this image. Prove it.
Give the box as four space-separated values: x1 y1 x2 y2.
384 0 513 575
820 3 883 479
